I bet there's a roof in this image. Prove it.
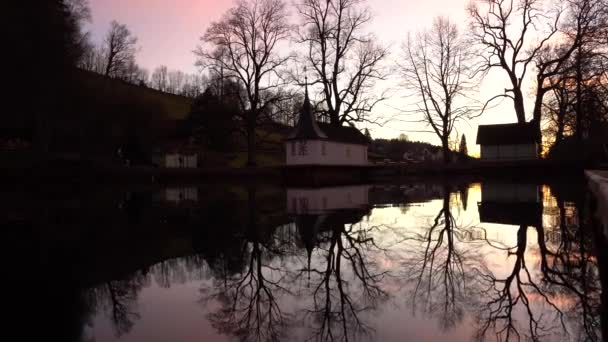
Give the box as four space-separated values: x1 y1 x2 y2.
287 87 327 140
316 123 371 145
287 88 370 145
476 121 539 145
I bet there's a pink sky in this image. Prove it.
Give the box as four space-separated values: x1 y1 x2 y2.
87 0 525 154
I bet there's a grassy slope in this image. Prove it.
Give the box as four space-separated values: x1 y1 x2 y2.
75 70 285 167
75 69 193 120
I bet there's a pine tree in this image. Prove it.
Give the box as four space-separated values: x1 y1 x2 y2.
364 128 372 141
459 134 468 156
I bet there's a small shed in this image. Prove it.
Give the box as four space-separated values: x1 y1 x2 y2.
155 142 200 168
476 122 538 160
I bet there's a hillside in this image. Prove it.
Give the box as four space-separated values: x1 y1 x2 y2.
73 69 193 121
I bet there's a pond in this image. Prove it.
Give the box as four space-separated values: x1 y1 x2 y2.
23 179 607 341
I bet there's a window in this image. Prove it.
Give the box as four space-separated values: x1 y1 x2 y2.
299 197 309 213
291 142 295 156
321 142 327 156
298 141 308 155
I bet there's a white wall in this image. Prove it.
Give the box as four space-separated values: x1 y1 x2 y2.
285 140 368 166
287 185 370 214
481 183 539 203
480 144 537 160
164 153 197 168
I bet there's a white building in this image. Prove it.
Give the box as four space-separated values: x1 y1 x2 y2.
285 89 370 166
476 122 539 160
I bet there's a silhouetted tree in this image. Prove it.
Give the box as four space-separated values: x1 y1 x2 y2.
295 0 389 126
103 20 138 78
195 0 292 166
151 65 168 91
187 87 239 151
8 1 91 154
401 17 477 163
459 134 467 156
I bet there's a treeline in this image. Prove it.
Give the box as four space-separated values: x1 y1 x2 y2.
193 0 608 165
77 19 205 98
9 0 608 166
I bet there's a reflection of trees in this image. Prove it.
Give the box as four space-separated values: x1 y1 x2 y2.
473 193 601 341
203 188 291 342
303 220 388 341
403 187 481 331
206 239 291 342
90 270 148 337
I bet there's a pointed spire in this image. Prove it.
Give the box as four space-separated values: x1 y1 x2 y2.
287 68 327 140
304 67 309 102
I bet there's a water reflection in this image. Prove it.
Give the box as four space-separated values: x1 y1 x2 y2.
26 180 607 341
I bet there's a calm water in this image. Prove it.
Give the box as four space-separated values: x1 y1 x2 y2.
24 180 607 341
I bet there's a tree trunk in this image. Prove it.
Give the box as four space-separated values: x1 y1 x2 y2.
330 110 340 127
105 51 115 77
513 88 527 124
575 48 583 143
442 137 450 164
246 114 256 167
556 111 565 144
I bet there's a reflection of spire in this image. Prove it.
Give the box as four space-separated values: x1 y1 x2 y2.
306 245 312 285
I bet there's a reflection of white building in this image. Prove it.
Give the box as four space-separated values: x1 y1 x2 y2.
165 187 198 203
287 186 372 268
478 182 542 226
287 185 370 215
481 183 540 203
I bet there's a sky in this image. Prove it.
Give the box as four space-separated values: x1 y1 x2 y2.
87 0 533 156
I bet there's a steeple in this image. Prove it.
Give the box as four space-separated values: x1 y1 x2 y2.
286 73 327 140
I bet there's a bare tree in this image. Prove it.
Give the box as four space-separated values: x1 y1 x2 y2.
136 67 149 86
151 65 168 91
400 17 477 163
167 70 185 94
195 0 292 166
468 0 562 124
295 0 389 127
103 20 138 77
79 45 107 73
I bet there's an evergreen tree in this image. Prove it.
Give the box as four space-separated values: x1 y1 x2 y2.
459 134 468 156
364 128 372 141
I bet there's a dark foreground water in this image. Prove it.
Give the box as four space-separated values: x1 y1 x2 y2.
17 179 608 341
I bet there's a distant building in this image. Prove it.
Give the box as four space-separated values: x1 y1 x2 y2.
476 122 538 160
421 148 442 162
285 89 370 166
154 142 199 168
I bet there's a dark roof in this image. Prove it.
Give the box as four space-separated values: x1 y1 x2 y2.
287 87 327 140
287 88 370 145
478 202 542 227
317 123 370 145
476 122 539 145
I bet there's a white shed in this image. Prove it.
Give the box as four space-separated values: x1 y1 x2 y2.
476 122 539 160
